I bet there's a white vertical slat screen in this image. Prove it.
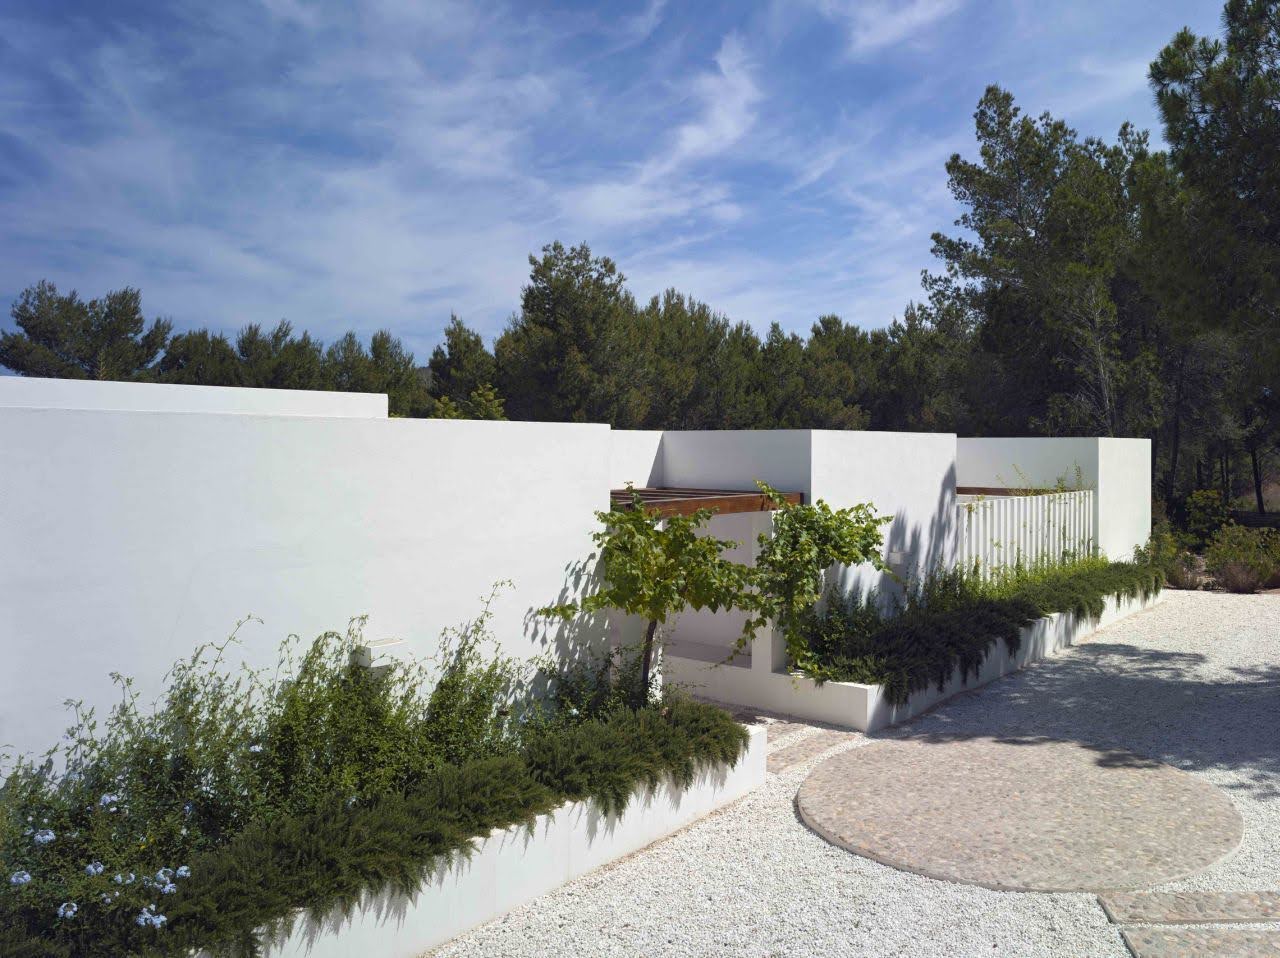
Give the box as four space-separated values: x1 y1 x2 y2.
956 490 1094 576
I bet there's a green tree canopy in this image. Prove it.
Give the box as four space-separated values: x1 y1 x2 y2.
427 315 498 406
0 281 171 380
1151 0 1280 355
496 242 651 426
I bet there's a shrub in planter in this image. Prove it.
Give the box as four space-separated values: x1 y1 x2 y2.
801 557 1165 704
1204 524 1280 593
0 609 748 956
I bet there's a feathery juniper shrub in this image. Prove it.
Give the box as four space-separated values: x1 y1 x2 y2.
0 609 748 957
801 557 1165 704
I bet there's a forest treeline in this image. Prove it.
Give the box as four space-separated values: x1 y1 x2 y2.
1 2 1277 510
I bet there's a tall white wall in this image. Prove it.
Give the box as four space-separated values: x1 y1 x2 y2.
1096 438 1153 561
609 430 664 488
660 431 813 498
0 375 388 418
0 407 609 762
810 431 959 600
955 437 1100 490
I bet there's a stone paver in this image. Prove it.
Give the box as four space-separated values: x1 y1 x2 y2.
797 735 1243 892
765 720 813 742
766 729 853 773
1121 927 1280 957
1102 892 1280 925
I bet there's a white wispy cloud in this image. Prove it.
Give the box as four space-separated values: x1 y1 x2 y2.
807 0 964 57
0 0 1211 356
559 32 759 230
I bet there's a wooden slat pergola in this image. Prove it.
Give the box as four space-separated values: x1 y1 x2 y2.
610 486 803 518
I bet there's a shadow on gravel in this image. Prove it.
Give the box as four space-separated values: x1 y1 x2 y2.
888 641 1280 800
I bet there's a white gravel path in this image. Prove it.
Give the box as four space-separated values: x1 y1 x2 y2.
428 592 1280 958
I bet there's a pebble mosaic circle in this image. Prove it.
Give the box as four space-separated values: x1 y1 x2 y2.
796 736 1243 892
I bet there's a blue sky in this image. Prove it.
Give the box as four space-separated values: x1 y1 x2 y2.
0 0 1221 359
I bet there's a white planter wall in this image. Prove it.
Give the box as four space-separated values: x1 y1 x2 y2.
252 725 766 958
665 591 1162 732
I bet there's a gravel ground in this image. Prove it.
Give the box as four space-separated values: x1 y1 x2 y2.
428 592 1280 958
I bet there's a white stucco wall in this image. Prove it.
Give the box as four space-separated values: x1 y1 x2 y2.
609 430 664 488
811 430 959 599
0 375 388 418
0 408 608 761
1096 438 1153 561
660 431 813 498
955 437 1100 490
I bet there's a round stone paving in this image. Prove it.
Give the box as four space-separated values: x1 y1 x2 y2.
796 736 1243 892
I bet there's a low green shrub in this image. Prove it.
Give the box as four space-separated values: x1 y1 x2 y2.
0 609 748 957
1135 524 1201 589
1184 488 1229 548
1203 524 1280 593
801 557 1165 705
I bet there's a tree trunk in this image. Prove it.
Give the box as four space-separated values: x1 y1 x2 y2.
1164 352 1186 499
638 619 659 708
1252 447 1267 514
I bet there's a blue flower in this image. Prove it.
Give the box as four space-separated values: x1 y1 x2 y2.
135 903 167 928
155 868 173 882
248 744 264 753
33 829 55 845
56 902 77 919
113 872 135 885
84 861 104 877
9 871 31 886
176 865 191 879
160 882 177 895
98 793 120 811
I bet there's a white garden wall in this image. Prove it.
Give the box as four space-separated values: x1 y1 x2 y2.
811 430 958 599
0 380 1156 759
609 429 664 488
665 591 1162 731
0 374 388 418
0 382 610 762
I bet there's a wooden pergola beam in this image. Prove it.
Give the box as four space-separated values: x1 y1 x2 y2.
610 487 803 518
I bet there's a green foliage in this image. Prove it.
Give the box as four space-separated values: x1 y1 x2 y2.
431 383 507 420
543 489 752 705
495 241 650 426
1134 523 1201 589
0 611 748 956
324 330 431 418
1184 488 1230 547
1151 0 1280 351
802 557 1166 704
428 316 498 405
1203 523 1280 592
0 281 171 381
234 322 327 391
745 483 892 668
